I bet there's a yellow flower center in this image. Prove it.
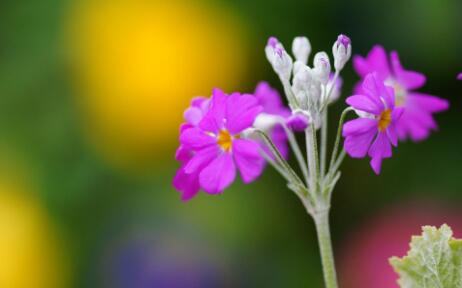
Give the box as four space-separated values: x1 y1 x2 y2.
378 109 392 132
217 129 234 152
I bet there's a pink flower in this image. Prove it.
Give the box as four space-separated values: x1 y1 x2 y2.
343 73 404 174
174 89 264 198
458 73 462 80
353 45 449 141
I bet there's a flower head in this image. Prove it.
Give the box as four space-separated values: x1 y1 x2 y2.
457 73 462 80
353 45 449 141
174 89 265 198
343 73 404 174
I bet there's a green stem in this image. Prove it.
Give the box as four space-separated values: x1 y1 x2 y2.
313 210 338 288
281 123 310 185
256 129 306 192
305 126 318 193
327 108 351 174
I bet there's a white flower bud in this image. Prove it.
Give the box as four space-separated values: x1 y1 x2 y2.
293 60 305 76
312 52 331 85
292 65 322 111
253 113 282 131
265 37 293 80
332 34 351 71
292 65 313 96
292 36 311 64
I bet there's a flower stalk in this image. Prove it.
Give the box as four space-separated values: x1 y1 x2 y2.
313 209 338 288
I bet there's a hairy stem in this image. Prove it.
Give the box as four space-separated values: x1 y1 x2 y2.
305 126 318 193
313 210 338 288
282 123 309 185
320 109 328 177
328 108 352 174
256 130 306 193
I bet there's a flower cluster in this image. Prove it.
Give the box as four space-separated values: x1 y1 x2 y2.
265 35 347 129
174 34 449 199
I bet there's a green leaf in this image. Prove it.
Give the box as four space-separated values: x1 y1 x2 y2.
390 224 462 288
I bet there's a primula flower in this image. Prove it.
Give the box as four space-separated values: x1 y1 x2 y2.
353 45 448 141
343 73 404 174
175 89 264 197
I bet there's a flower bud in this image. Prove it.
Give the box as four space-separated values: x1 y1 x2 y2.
312 52 331 85
292 65 313 95
265 36 293 80
332 34 351 71
253 113 282 131
292 36 311 64
287 110 310 131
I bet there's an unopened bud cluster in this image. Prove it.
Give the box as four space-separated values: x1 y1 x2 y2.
265 35 351 129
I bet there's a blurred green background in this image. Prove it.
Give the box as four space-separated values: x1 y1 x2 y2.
0 0 461 287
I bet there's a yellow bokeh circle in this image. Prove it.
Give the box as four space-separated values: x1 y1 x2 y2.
0 177 68 288
68 0 251 172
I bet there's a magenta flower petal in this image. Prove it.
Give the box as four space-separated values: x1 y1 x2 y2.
233 139 265 183
270 126 289 159
343 118 377 137
370 156 383 175
362 73 395 108
353 45 390 79
396 109 437 142
184 107 204 126
191 96 209 108
183 145 218 174
458 73 462 80
225 93 262 134
180 127 215 149
173 167 200 201
175 145 191 162
179 123 193 134
254 82 290 117
368 132 392 159
199 153 236 194
390 51 426 90
386 123 398 147
287 113 310 131
199 89 227 133
408 92 449 113
344 128 377 158
346 95 383 115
